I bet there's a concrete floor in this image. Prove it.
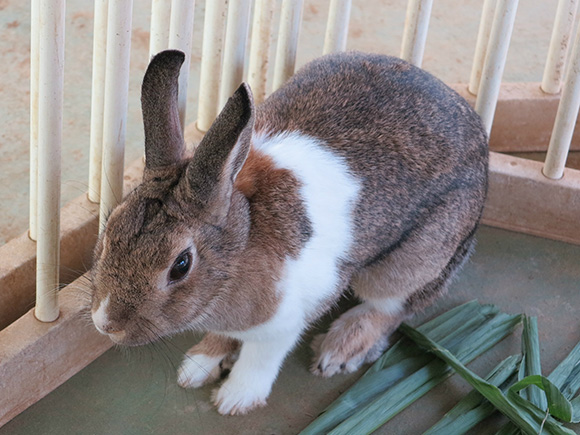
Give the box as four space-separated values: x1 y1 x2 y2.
1 225 580 434
1 1 580 434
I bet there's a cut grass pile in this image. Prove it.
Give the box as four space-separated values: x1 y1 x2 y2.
300 301 580 435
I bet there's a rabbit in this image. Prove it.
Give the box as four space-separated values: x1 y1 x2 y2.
89 49 488 415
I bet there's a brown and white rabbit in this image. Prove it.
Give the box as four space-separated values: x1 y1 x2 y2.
90 49 488 415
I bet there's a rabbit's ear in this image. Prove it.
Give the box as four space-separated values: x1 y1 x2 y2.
184 83 254 223
141 50 185 170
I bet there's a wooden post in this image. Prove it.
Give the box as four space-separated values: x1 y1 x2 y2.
168 0 196 131
99 0 133 231
219 0 251 108
150 0 172 58
29 0 40 241
541 0 579 94
474 0 519 135
197 0 227 132
272 0 304 91
35 0 65 323
400 0 434 67
468 0 497 95
323 0 352 54
543 24 580 179
88 0 109 204
246 0 275 105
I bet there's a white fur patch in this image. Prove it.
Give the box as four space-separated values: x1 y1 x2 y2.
177 354 222 388
228 132 361 341
211 132 361 414
92 295 110 335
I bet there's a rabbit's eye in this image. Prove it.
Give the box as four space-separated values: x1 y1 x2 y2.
169 250 192 283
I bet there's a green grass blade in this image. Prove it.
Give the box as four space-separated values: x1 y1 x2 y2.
548 341 580 390
424 355 520 435
326 313 522 435
400 324 576 435
300 302 503 435
520 316 547 410
508 375 573 422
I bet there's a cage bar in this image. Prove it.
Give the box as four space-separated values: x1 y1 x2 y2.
150 0 172 58
272 0 304 91
99 0 133 231
474 0 519 135
543 24 580 179
247 0 275 104
88 0 109 204
323 0 352 55
469 0 497 95
197 0 227 132
219 0 251 109
35 0 65 323
29 0 40 241
400 0 433 67
168 0 196 132
541 0 579 94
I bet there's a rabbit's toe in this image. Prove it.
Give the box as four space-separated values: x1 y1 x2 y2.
212 377 269 415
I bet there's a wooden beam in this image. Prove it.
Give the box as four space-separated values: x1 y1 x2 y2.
451 82 580 152
483 151 580 245
0 281 113 427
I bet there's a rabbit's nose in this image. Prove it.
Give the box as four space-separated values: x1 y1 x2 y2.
91 294 125 337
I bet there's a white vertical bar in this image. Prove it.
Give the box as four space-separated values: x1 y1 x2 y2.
542 0 579 94
99 0 133 231
272 0 304 91
150 0 172 58
219 0 251 108
469 0 497 95
29 0 40 241
400 0 433 67
543 25 580 179
196 0 227 132
474 0 519 135
168 0 196 130
88 0 109 203
36 0 65 323
323 0 352 55
247 0 275 105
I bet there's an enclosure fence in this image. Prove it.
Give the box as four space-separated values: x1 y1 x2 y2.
25 0 580 323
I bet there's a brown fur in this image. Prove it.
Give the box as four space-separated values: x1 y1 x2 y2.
186 333 240 358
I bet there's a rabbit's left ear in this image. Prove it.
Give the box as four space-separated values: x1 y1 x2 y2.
184 83 255 223
141 50 185 171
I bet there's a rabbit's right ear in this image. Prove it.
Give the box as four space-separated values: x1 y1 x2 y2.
183 83 254 224
141 50 185 171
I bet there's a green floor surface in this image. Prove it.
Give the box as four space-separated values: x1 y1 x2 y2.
2 226 579 434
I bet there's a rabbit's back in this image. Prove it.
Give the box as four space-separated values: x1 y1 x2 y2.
254 51 488 266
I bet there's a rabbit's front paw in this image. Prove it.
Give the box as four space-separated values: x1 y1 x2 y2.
212 376 269 415
177 354 223 388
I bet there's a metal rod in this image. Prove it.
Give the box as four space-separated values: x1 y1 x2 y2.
247 0 275 104
541 0 579 94
150 0 172 58
400 0 433 67
272 0 304 91
99 0 133 232
219 0 251 108
323 0 352 54
469 0 497 95
543 24 580 179
35 0 65 323
88 0 109 203
169 0 196 131
29 0 40 241
474 0 519 135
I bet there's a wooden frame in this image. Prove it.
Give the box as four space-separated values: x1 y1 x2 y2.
0 85 579 426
